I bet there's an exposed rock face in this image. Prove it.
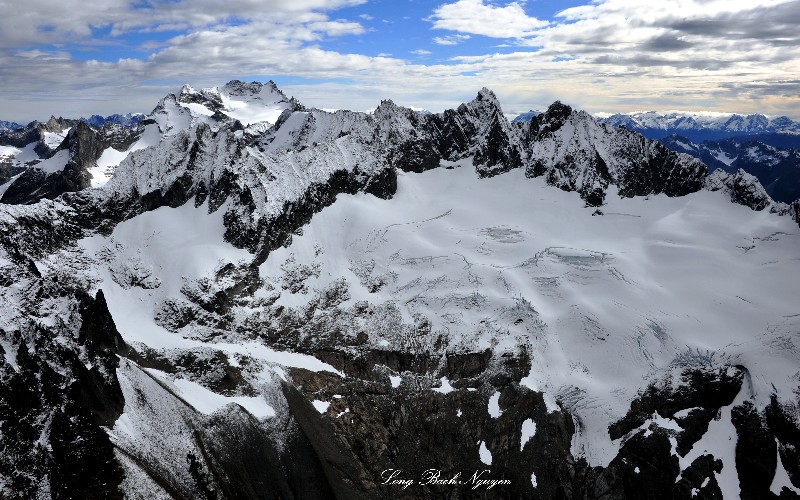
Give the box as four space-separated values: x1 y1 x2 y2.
524 102 708 206
0 285 125 499
2 122 95 204
0 125 41 148
705 168 776 211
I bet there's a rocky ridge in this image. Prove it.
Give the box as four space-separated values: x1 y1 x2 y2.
661 134 800 204
0 81 798 499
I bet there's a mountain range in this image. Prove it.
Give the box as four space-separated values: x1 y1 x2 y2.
0 81 799 499
660 135 800 204
515 110 800 144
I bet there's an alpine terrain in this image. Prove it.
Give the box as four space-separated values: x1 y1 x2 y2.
0 80 799 499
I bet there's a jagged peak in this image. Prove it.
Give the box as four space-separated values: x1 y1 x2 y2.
705 167 776 212
469 88 503 113
373 98 417 118
545 100 573 119
476 87 497 100
526 100 575 138
222 79 288 101
454 87 507 124
41 115 65 133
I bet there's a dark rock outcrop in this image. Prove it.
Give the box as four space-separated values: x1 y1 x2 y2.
705 168 775 211
524 101 707 207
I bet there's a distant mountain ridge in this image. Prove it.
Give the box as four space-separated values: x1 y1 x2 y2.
660 134 800 204
82 113 144 128
514 109 800 144
0 119 23 131
599 110 800 142
0 113 143 132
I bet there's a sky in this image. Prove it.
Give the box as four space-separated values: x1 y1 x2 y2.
0 0 799 123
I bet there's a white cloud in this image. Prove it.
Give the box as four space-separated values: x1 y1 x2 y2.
1 0 799 122
429 0 548 39
0 0 368 48
433 34 471 46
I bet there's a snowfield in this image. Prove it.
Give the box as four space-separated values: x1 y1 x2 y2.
255 165 800 468
74 160 800 474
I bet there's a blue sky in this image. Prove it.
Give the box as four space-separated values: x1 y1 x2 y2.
0 0 798 122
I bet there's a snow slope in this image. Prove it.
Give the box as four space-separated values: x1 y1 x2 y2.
256 164 800 467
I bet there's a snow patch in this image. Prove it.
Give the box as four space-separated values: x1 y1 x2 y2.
433 377 455 394
712 150 737 166
43 128 69 149
478 441 492 465
148 369 275 419
678 386 748 499
488 391 502 418
520 418 536 450
34 149 70 174
312 400 331 414
770 438 800 495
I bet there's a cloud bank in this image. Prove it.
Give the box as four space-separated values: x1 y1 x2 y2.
0 0 798 121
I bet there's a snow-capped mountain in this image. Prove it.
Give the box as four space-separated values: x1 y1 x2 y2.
82 113 144 129
511 110 542 123
0 120 22 132
661 135 800 204
516 109 800 144
597 111 800 143
1 81 799 499
0 117 142 203
176 80 297 129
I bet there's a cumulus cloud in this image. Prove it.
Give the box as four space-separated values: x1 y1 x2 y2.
0 0 367 48
1 0 799 122
429 0 548 39
433 34 471 46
